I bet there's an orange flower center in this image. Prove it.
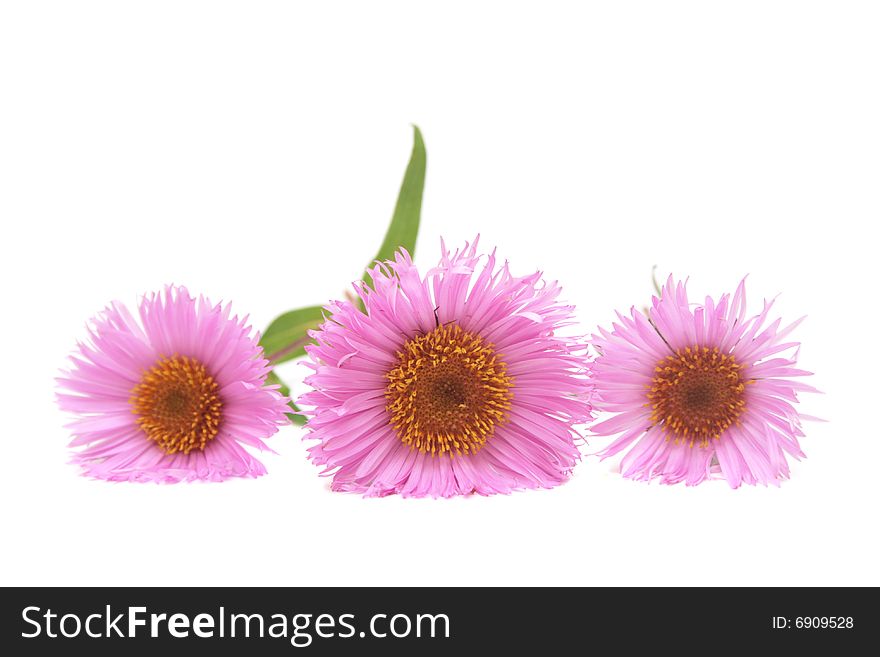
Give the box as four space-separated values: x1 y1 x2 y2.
131 355 222 454
647 346 750 447
385 324 513 457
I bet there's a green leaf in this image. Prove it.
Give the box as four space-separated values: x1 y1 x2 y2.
266 370 307 426
259 305 325 365
286 406 307 426
266 370 291 397
363 124 427 287
257 127 427 366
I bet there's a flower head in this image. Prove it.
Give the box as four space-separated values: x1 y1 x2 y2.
591 276 816 487
298 238 591 497
57 286 290 482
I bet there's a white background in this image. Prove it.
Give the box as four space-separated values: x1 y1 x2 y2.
1 1 877 587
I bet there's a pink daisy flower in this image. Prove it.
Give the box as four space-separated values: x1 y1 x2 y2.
591 276 816 488
57 286 290 482
297 238 591 497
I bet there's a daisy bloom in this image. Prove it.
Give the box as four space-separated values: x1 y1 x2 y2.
57 286 290 482
297 238 591 497
591 276 816 487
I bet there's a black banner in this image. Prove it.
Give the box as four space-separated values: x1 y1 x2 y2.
0 587 868 654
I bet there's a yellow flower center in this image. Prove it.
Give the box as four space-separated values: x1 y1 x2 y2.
385 324 513 457
647 346 750 447
131 355 222 454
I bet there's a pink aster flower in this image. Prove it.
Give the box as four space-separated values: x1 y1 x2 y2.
297 238 591 497
57 286 290 482
591 276 816 488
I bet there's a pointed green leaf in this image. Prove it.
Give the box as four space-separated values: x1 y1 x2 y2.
259 305 325 365
266 370 307 426
363 125 426 287
258 127 427 367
